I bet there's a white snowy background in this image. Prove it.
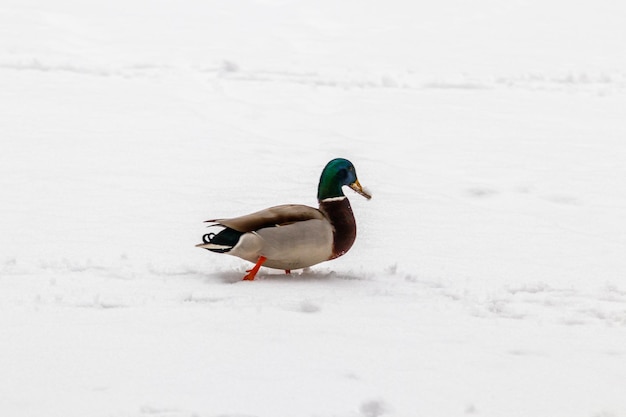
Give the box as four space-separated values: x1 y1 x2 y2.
1 0 626 416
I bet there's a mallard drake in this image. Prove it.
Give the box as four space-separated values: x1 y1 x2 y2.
196 158 371 280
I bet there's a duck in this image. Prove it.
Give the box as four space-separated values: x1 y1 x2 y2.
196 158 371 280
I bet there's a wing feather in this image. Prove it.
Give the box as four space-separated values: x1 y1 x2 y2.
206 204 326 233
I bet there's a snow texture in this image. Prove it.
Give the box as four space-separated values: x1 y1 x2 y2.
1 0 626 416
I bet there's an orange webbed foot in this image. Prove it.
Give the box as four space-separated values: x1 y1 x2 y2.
243 256 267 281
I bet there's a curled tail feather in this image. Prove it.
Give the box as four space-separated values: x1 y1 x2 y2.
195 226 243 253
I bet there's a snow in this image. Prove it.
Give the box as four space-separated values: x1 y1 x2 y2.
2 0 626 416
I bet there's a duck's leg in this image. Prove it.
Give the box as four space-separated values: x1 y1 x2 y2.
285 270 291 275
243 256 267 281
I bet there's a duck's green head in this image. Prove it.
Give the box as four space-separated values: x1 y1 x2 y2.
317 158 372 202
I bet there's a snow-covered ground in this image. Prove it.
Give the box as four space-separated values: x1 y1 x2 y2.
2 1 626 416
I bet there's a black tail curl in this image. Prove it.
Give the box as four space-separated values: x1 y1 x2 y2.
202 232 216 244
201 226 243 253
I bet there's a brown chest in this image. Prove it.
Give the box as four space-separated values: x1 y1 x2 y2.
319 197 357 259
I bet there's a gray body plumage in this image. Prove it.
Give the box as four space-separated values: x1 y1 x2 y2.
197 204 334 270
229 218 333 270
